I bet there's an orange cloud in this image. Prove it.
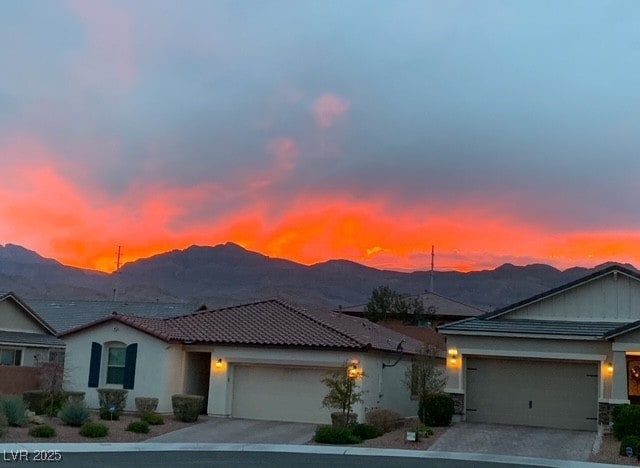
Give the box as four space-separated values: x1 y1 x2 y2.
3 135 640 273
312 93 350 129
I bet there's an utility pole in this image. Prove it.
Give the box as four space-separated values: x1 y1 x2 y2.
113 246 122 301
429 245 435 293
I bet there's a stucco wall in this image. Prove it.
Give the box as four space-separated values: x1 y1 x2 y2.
64 326 420 420
444 334 614 402
204 346 418 422
63 321 182 412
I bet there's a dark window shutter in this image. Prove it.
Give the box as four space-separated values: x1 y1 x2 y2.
123 343 138 390
88 342 102 388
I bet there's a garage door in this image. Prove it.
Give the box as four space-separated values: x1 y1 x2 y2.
231 365 337 423
466 357 598 431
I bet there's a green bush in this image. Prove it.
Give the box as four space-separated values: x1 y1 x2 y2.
171 394 203 422
99 407 121 421
79 422 109 438
619 435 640 456
23 390 47 415
351 423 382 440
126 421 150 434
613 405 640 440
0 411 7 437
141 412 165 425
314 425 361 444
0 396 26 427
97 388 128 420
418 394 455 427
59 400 90 427
29 425 57 438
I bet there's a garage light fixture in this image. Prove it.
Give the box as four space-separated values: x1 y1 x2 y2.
448 349 458 365
215 358 223 369
348 360 362 379
606 362 614 374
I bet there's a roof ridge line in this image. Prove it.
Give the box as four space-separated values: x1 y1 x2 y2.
286 301 369 348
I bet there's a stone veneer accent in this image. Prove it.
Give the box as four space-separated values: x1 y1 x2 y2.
599 402 627 426
447 392 464 415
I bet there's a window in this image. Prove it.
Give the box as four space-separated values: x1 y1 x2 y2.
88 342 138 389
106 347 126 385
0 348 22 366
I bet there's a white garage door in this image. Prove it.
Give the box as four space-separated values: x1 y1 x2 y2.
231 365 337 424
466 357 598 431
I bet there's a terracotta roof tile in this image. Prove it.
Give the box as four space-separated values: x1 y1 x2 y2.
60 299 423 354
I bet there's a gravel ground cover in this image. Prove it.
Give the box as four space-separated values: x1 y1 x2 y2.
0 412 207 443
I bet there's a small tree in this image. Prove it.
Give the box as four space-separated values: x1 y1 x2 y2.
365 286 398 322
364 286 432 324
322 362 364 426
405 345 446 401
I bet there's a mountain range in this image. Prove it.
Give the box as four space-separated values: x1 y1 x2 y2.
0 242 635 312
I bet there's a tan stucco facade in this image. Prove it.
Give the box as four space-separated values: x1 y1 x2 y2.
442 269 640 429
64 321 418 422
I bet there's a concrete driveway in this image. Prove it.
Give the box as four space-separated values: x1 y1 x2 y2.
428 423 597 461
146 417 317 445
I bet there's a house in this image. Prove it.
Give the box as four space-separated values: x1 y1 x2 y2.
58 299 425 424
26 299 205 335
339 291 486 328
0 291 65 395
439 265 640 431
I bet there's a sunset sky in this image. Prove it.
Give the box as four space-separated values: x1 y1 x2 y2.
2 1 640 273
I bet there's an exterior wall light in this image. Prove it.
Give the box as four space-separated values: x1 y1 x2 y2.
348 360 362 379
448 349 459 366
607 362 614 374
215 358 223 369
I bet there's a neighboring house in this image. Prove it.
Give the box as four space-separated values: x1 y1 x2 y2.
439 265 640 432
58 299 425 424
26 299 205 335
339 291 486 328
0 291 65 395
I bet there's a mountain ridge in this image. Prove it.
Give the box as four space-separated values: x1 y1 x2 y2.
0 242 636 311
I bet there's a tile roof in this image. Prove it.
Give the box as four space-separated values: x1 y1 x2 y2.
60 299 424 354
339 291 485 318
0 330 65 348
439 318 632 339
27 300 204 334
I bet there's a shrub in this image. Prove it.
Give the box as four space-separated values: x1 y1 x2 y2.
418 393 455 427
23 390 46 415
613 405 640 440
135 397 158 415
365 408 403 434
171 394 203 422
314 425 361 444
0 396 26 427
0 411 7 437
97 389 128 420
141 412 165 425
29 425 57 438
59 400 90 427
126 421 150 434
79 422 109 438
619 435 640 456
351 423 382 440
99 407 120 421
